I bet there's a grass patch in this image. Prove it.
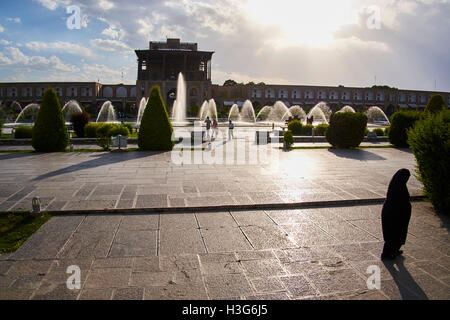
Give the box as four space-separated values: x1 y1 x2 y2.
0 211 52 254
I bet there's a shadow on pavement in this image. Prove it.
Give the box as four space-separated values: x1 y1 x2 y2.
0 152 38 161
383 256 428 300
32 151 166 181
328 148 386 161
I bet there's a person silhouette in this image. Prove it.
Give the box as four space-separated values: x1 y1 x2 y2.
381 168 412 260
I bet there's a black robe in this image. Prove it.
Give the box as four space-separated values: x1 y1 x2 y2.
381 169 412 254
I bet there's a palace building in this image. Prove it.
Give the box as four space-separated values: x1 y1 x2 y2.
0 38 449 116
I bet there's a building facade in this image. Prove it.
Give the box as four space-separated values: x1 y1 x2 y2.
1 38 449 117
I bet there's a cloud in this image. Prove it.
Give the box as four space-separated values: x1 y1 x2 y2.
98 0 115 11
0 25 4 32
90 38 131 52
35 0 71 10
0 47 78 72
25 41 96 58
0 39 11 45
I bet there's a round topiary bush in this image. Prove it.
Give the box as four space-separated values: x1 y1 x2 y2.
32 88 69 152
425 94 446 114
384 126 390 136
283 130 294 150
84 123 101 138
373 128 384 136
326 112 368 148
70 111 90 138
287 120 303 135
108 124 130 137
14 126 33 139
408 110 450 214
388 111 422 148
138 86 174 151
123 122 134 135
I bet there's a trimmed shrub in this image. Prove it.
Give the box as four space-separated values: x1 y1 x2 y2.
373 128 384 136
388 111 422 148
326 112 368 148
384 126 390 136
108 124 130 137
123 122 134 135
95 123 130 151
408 110 450 214
71 112 90 138
424 94 446 114
85 123 101 138
302 124 314 135
0 118 3 137
14 126 33 139
283 130 294 150
32 88 69 152
314 124 329 136
287 120 303 135
138 86 174 151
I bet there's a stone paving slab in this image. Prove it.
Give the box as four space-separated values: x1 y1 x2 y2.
0 147 423 212
1 202 448 300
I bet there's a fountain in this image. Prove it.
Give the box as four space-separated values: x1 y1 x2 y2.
96 101 117 123
10 101 23 113
199 99 218 122
337 105 356 113
228 104 240 121
15 103 40 124
307 102 329 124
267 101 291 123
367 106 390 124
282 105 306 122
172 72 187 123
62 100 83 122
256 106 273 122
227 100 256 123
136 97 148 126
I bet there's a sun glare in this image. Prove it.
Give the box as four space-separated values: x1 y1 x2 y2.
244 0 359 48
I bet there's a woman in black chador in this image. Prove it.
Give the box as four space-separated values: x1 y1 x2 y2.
381 168 412 260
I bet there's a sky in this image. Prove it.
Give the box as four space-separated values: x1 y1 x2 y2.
0 0 448 91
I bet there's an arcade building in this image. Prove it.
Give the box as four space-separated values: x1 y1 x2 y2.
0 38 449 117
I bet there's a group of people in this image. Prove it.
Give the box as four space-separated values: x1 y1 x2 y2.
204 117 234 141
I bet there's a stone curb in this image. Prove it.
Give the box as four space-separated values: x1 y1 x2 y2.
50 195 426 215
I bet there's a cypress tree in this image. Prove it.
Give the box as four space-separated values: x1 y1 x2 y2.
138 86 174 151
32 88 69 152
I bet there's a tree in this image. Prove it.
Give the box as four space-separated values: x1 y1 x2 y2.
138 86 174 151
223 79 237 86
32 88 69 152
424 94 446 114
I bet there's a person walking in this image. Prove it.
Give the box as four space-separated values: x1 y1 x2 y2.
204 116 212 140
381 168 412 260
211 119 219 140
228 120 234 140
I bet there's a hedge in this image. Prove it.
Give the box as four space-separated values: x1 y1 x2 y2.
283 130 294 150
408 110 450 214
32 88 69 152
84 123 101 138
314 124 329 136
388 111 422 148
14 126 33 139
138 86 174 151
326 112 368 148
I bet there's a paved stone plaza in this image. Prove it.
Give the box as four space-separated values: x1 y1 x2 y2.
0 144 449 300
0 202 449 300
0 145 423 212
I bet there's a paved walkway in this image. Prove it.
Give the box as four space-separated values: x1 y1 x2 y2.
0 202 449 300
0 145 422 212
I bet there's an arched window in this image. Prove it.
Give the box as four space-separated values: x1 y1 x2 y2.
130 87 136 98
116 87 127 98
190 88 198 97
103 87 113 98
